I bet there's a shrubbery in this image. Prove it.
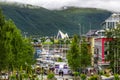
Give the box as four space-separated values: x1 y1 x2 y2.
114 74 120 80
47 73 55 79
73 72 79 76
104 74 110 77
89 75 98 80
80 74 86 80
10 74 16 80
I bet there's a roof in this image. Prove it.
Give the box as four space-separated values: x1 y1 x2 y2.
57 30 69 39
86 30 98 37
105 13 120 22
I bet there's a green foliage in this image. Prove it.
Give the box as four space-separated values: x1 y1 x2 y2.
0 9 5 26
67 35 91 71
99 70 104 75
0 9 34 71
10 74 16 80
80 74 86 80
114 74 120 80
89 75 98 80
0 10 12 70
73 72 79 76
105 24 120 73
58 39 65 44
40 37 46 43
43 41 53 45
67 35 81 71
65 39 71 44
22 73 28 78
0 4 111 36
80 38 91 68
104 74 110 77
47 73 55 79
57 57 63 62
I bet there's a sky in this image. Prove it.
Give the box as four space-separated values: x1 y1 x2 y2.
1 0 120 12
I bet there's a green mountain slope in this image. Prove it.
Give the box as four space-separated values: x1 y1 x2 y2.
56 8 111 32
0 4 112 36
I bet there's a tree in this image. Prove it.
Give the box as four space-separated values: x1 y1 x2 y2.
105 24 120 73
67 35 81 71
67 35 91 72
0 10 11 71
0 9 34 72
80 38 91 68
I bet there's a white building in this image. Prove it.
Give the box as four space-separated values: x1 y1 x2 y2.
57 30 69 39
103 13 120 29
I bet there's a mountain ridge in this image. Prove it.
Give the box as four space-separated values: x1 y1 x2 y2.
0 3 112 36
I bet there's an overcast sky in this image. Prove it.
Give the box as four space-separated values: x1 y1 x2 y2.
1 0 120 12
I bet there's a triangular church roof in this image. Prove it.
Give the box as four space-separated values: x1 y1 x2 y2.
57 30 69 39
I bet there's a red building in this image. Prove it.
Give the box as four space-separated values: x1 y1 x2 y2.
94 37 112 66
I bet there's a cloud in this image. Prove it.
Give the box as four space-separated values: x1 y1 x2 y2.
1 0 120 12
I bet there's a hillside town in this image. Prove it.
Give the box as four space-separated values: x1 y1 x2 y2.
1 2 120 79
30 13 120 80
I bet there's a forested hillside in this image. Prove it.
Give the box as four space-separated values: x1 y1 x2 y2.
0 3 112 36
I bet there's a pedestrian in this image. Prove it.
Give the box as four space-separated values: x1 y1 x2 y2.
59 69 64 77
61 70 64 77
59 70 61 76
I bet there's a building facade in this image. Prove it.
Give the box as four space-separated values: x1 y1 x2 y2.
103 13 120 29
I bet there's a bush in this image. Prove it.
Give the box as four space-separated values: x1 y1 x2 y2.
32 74 37 78
57 57 63 62
22 73 28 78
104 74 110 77
47 73 55 79
89 75 98 80
73 72 79 76
10 74 16 80
114 74 120 80
80 74 86 80
99 70 104 75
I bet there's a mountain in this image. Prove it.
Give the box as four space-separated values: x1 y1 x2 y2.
0 3 112 37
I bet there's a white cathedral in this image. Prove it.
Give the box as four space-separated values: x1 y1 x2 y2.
57 30 69 39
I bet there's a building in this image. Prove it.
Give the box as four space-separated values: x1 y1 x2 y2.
86 30 111 68
95 13 120 64
94 37 112 66
94 13 120 68
103 13 120 29
57 30 69 39
86 13 120 70
86 30 98 66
